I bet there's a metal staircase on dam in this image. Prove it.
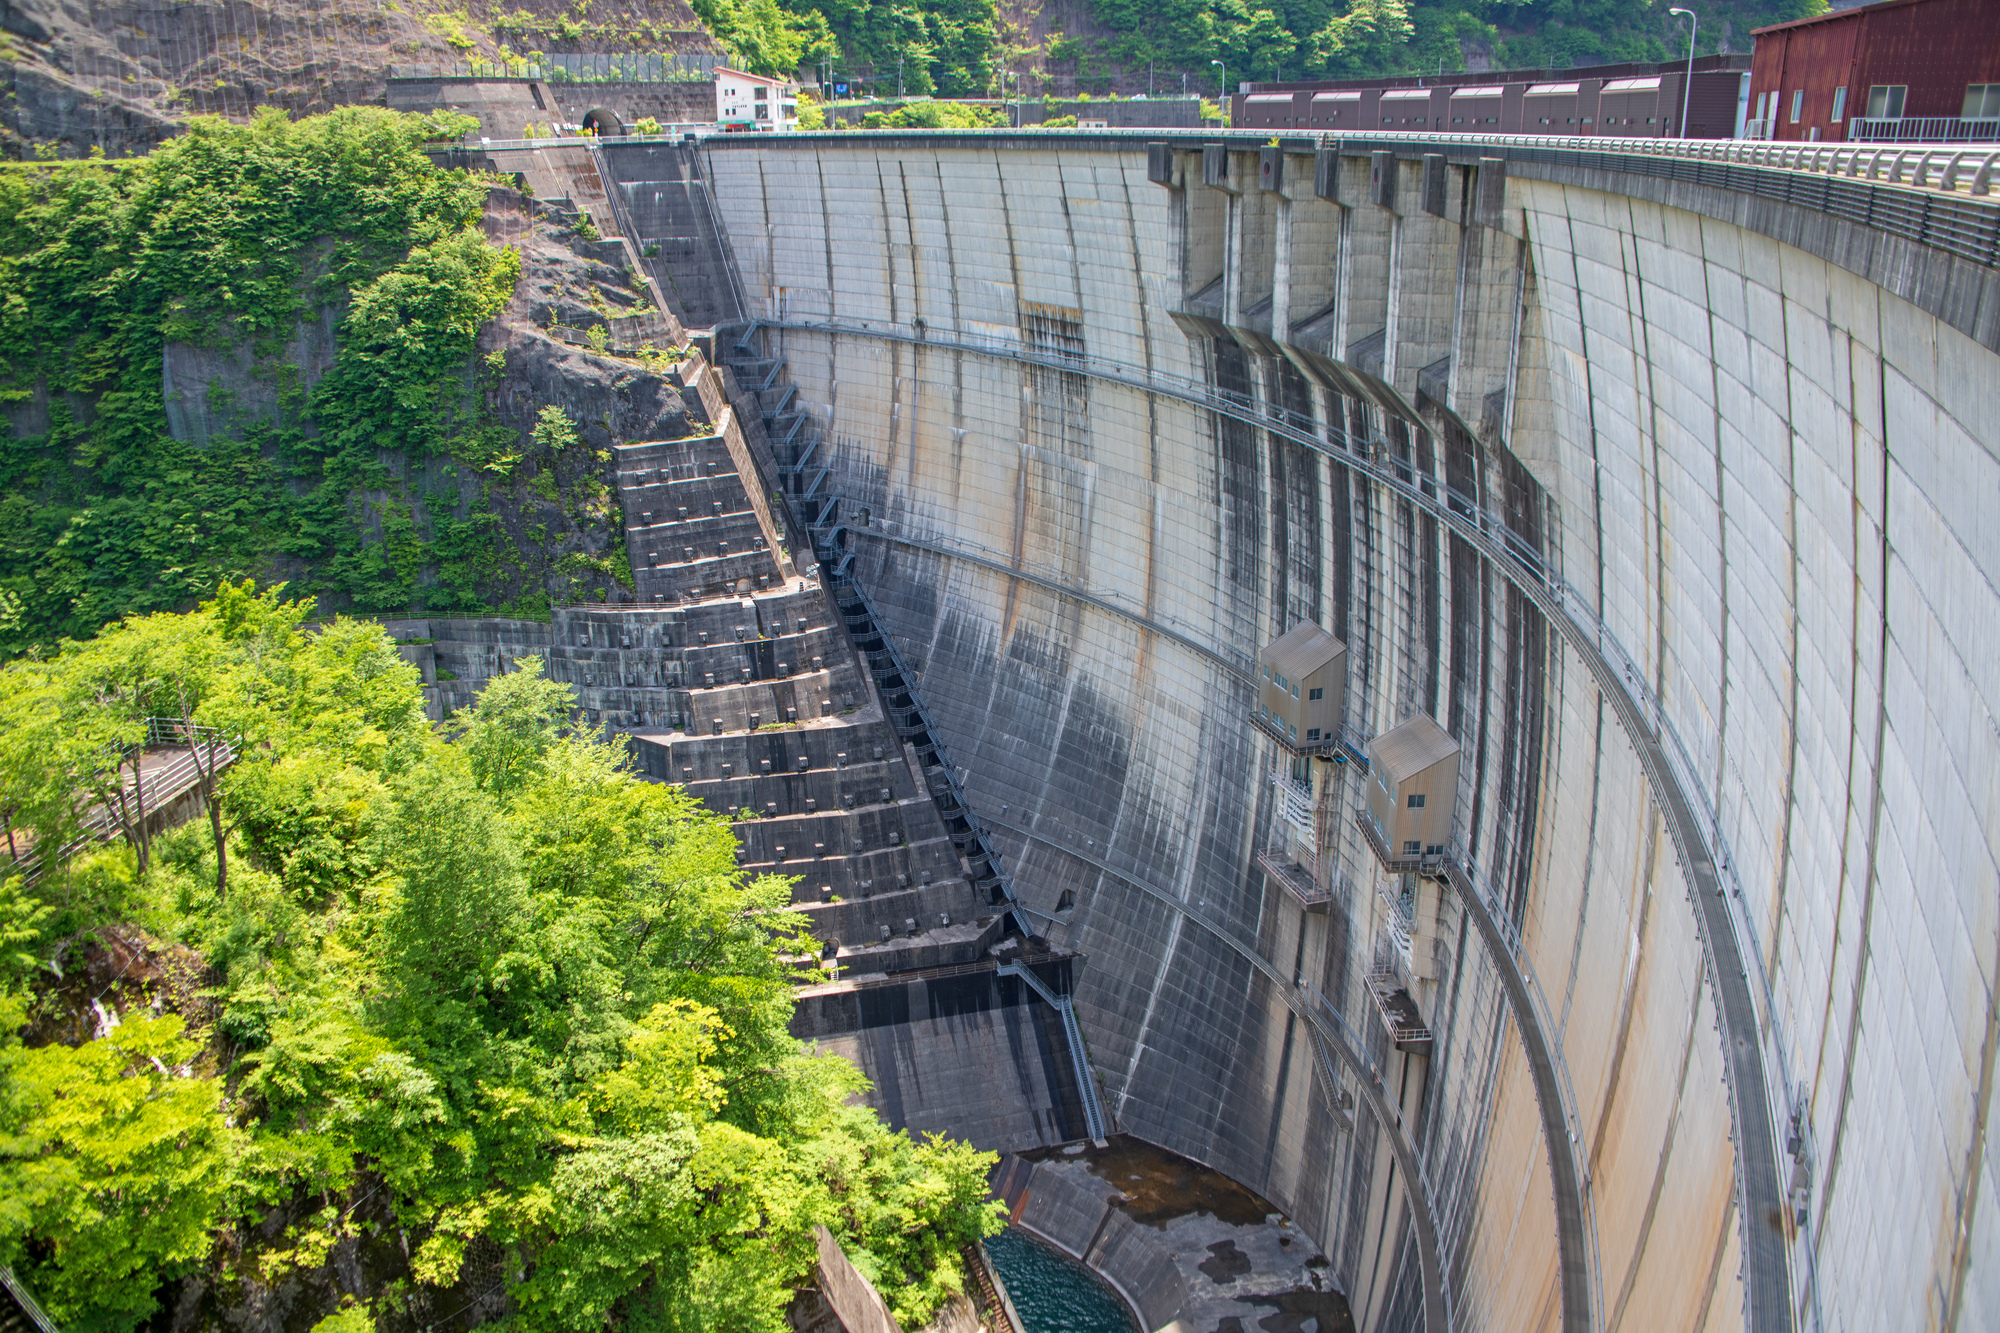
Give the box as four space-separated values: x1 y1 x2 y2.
721 340 836 528
827 572 1113 1146
998 961 1109 1143
716 329 1112 1146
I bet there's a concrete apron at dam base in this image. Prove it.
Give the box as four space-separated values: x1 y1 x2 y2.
995 1137 1355 1333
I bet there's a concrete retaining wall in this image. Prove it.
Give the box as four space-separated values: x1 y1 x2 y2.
1002 1158 1190 1331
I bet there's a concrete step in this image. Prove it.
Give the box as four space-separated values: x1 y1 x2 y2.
793 880 989 947
824 915 1008 976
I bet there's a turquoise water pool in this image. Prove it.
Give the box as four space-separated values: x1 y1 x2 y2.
985 1227 1140 1333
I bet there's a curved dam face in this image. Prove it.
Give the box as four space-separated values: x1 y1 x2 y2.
682 135 2000 1331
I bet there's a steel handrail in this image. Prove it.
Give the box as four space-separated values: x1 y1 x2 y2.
829 576 1058 935
479 127 2000 199
997 960 1111 1141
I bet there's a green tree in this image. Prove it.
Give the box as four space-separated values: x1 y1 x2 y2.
859 100 1008 128
379 754 532 1018
0 658 99 875
531 404 581 454
1310 0 1415 75
457 656 575 803
0 1013 238 1329
693 0 837 76
2 603 1004 1327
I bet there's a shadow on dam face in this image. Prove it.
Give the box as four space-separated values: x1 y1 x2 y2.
572 129 2000 1333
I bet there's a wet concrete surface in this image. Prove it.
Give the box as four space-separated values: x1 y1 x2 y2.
1013 1137 1354 1333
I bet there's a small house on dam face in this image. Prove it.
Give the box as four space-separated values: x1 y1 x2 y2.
1365 715 1461 862
1254 622 1346 754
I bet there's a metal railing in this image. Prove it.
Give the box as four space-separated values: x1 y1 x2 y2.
1849 116 2000 143
1254 848 1331 908
0 1266 60 1333
827 576 1057 935
1272 765 1316 836
714 125 2000 277
1363 968 1433 1050
690 122 2000 204
1374 878 1415 963
7 724 235 881
390 54 718 83
998 960 1110 1142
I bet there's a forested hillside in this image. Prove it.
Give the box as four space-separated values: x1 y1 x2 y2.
1039 0 1828 88
0 0 1829 153
0 110 507 653
691 0 1826 96
0 108 691 658
0 587 1001 1329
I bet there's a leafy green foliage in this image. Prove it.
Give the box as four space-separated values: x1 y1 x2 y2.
457 655 575 803
0 108 528 656
0 1013 238 1327
860 99 1009 128
700 0 993 94
695 0 839 77
0 591 1003 1330
1054 0 1821 86
531 403 581 454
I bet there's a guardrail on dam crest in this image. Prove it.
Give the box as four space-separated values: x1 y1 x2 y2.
609 129 2000 1333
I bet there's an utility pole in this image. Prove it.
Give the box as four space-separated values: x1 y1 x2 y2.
898 51 905 98
1670 8 1698 138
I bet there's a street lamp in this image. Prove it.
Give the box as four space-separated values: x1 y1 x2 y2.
1669 8 1698 139
1211 58 1227 126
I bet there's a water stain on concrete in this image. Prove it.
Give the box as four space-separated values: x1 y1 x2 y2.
1022 1134 1275 1228
1008 1137 1353 1332
1200 1240 1255 1285
1241 1288 1357 1333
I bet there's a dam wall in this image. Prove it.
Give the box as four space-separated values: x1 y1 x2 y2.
685 133 2000 1333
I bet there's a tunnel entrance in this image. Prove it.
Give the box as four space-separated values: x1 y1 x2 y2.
580 107 624 137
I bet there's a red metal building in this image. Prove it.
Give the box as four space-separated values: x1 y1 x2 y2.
1748 0 2000 141
1233 55 1751 140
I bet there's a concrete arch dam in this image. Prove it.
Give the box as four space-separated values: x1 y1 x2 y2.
620 132 2000 1332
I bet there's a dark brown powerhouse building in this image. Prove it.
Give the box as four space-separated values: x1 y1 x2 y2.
1231 54 1752 140
1747 0 2000 141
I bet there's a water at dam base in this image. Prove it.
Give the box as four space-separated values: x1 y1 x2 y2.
987 1228 1138 1333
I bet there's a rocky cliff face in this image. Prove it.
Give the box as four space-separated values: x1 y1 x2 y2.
0 0 719 158
145 184 707 618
